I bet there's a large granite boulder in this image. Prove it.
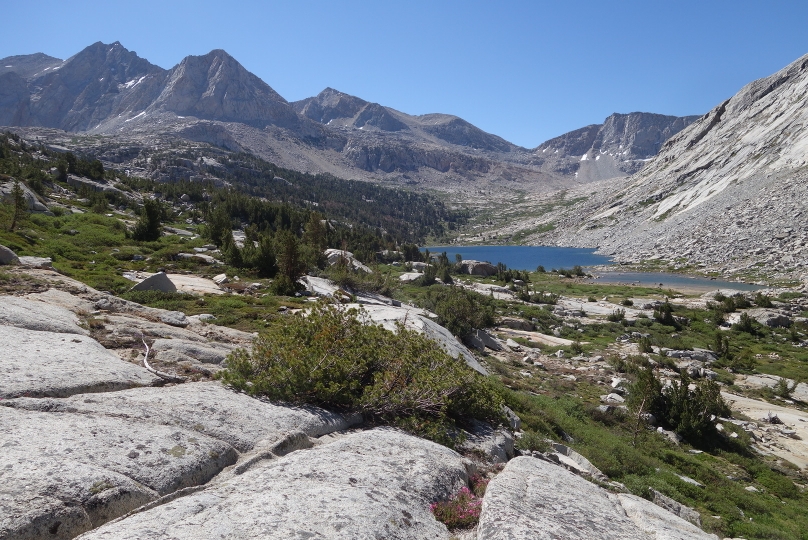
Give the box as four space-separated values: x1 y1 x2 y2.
460 260 497 276
77 428 469 539
0 244 19 265
0 180 51 214
129 271 177 293
353 303 488 375
477 456 717 540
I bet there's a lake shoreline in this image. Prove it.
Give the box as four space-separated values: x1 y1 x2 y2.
423 245 765 294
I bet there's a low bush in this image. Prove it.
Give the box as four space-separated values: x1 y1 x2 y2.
220 302 504 444
430 475 489 530
421 286 496 337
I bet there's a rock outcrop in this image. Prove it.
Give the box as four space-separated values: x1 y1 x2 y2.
76 428 469 540
0 268 732 539
477 456 717 540
460 260 498 276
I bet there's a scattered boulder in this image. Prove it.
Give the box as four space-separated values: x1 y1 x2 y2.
213 273 229 285
505 338 522 351
0 244 19 265
353 303 488 375
158 310 190 327
649 488 703 527
398 271 423 282
151 338 236 366
17 255 52 268
499 317 534 331
459 259 497 276
465 331 486 351
460 419 515 464
476 328 503 351
549 442 608 481
324 248 372 273
130 271 177 293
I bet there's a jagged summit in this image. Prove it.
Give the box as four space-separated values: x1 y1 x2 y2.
532 112 700 181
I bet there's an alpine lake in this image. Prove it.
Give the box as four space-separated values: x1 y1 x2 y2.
422 245 764 293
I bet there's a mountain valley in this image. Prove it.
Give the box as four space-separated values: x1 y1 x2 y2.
3 39 808 540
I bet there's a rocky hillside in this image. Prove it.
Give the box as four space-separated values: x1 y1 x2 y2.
526 52 808 282
0 266 719 540
1 42 695 195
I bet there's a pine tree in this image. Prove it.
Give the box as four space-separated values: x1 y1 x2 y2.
9 180 28 231
132 198 162 241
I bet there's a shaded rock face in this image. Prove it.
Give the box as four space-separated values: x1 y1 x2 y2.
460 259 498 276
0 244 19 265
25 41 166 132
421 115 514 152
0 52 62 79
292 87 369 123
533 112 699 181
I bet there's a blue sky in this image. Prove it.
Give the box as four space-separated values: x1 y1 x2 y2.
2 0 807 147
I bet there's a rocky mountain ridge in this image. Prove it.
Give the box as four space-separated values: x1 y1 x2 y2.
0 42 697 194
523 51 808 282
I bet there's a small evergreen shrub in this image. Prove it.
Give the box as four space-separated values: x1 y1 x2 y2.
220 302 504 443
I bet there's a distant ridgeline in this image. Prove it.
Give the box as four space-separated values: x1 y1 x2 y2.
0 132 465 260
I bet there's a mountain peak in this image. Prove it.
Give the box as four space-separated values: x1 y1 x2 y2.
153 48 298 128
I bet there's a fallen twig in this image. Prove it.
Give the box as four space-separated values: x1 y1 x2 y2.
141 333 186 383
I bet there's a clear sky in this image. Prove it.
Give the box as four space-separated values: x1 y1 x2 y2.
2 0 807 148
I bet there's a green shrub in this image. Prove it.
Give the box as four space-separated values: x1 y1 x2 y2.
732 312 757 335
421 286 495 337
219 302 504 443
662 373 730 446
132 199 162 241
654 301 679 328
638 336 653 353
607 308 625 322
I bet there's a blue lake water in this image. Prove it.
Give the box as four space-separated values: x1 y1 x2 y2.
590 272 764 292
422 245 764 292
422 245 611 271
